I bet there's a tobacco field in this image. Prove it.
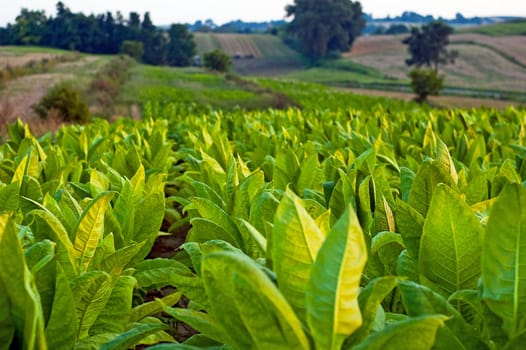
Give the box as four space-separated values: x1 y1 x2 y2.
1 100 526 349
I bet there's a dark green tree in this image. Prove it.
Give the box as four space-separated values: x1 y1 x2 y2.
285 0 365 61
402 20 458 72
120 40 144 61
140 12 167 65
408 68 444 103
12 9 48 45
403 20 457 102
166 24 196 67
203 50 232 72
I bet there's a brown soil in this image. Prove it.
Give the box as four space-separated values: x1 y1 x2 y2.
0 52 61 69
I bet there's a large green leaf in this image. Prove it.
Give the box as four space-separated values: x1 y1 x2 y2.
73 192 114 273
0 279 15 348
45 263 77 349
419 184 482 296
90 275 137 335
350 315 448 350
395 199 424 260
72 271 113 339
0 213 47 349
161 307 228 345
99 323 167 350
131 292 182 323
398 280 486 350
345 277 398 346
408 160 455 217
201 250 310 350
273 189 325 321
482 184 526 339
306 205 367 350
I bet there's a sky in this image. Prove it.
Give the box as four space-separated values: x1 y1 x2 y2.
1 0 525 26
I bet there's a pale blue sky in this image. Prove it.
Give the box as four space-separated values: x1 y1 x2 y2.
1 0 525 26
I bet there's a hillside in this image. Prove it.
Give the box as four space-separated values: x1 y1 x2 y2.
329 32 526 102
462 19 526 36
193 33 304 75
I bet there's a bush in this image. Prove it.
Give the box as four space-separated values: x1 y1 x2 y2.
203 49 232 72
120 40 144 61
33 82 90 123
409 68 444 103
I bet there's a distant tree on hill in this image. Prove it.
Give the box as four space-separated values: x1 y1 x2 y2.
203 50 232 72
0 2 196 68
403 20 457 103
403 20 458 72
285 0 365 61
166 24 196 67
120 40 144 61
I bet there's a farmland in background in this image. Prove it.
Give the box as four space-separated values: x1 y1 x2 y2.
191 28 526 104
0 46 111 130
194 33 304 75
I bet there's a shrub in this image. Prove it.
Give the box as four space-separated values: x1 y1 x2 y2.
33 82 90 123
120 40 144 61
203 49 232 72
409 68 444 103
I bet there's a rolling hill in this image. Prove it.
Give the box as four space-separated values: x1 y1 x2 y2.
193 33 304 75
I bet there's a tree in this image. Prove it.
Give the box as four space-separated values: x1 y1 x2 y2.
402 20 457 72
403 20 457 102
408 68 444 103
203 50 232 72
285 0 365 61
166 24 196 67
120 40 144 61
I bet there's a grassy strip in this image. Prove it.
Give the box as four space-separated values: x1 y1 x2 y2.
89 55 135 116
0 53 81 89
461 20 526 36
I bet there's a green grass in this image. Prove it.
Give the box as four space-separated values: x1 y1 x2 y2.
462 20 526 36
0 45 71 55
286 59 407 86
120 64 296 111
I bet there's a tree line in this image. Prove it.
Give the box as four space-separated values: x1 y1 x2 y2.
0 2 196 66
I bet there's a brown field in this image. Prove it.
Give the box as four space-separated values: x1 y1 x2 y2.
345 33 526 92
0 53 108 130
344 35 405 57
451 34 526 66
0 52 61 69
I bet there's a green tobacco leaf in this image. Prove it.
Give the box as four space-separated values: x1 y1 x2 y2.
74 192 114 272
190 197 242 248
99 323 167 350
0 213 47 349
134 258 207 308
0 182 19 212
202 251 310 350
346 277 398 346
45 263 77 349
350 315 448 350
273 189 325 322
0 282 15 348
395 199 425 260
482 184 526 339
161 307 227 345
131 292 182 323
408 160 455 217
72 271 113 339
90 275 137 335
371 231 405 255
399 281 485 349
419 184 482 296
306 205 367 350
